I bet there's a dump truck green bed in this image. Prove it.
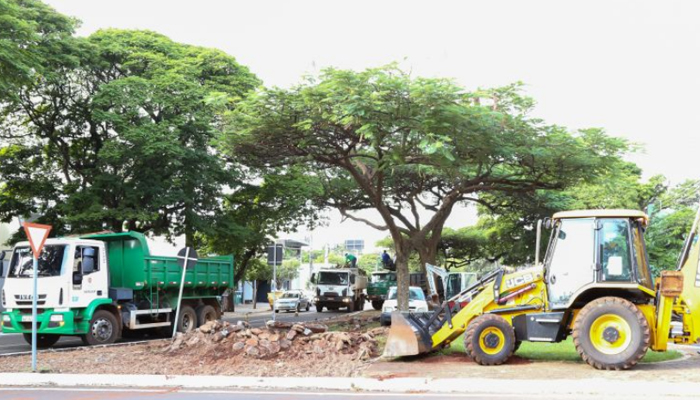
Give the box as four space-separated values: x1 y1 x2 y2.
80 232 233 293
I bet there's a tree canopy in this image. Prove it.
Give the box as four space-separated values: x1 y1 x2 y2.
223 66 632 309
1 27 260 245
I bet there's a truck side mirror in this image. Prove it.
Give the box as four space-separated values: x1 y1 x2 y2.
350 275 356 284
310 273 316 284
0 250 5 261
73 271 83 285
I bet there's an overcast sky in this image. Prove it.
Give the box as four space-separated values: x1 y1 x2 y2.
43 0 700 251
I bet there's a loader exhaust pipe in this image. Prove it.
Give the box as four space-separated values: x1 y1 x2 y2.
535 219 543 266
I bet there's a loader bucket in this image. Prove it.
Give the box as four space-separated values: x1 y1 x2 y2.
382 311 433 358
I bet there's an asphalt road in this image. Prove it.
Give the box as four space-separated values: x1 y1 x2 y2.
0 388 637 400
0 303 369 355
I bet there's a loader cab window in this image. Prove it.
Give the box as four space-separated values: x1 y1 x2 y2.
599 219 632 282
546 218 595 309
632 223 653 289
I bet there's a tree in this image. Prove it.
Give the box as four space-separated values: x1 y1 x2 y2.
223 66 628 309
0 26 260 245
0 0 78 99
645 180 700 276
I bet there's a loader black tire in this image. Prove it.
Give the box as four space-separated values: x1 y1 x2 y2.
573 297 650 370
464 314 515 366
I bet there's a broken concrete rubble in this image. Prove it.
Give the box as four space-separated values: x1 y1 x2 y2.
165 318 386 362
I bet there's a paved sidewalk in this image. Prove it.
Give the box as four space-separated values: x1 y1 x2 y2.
2 373 700 397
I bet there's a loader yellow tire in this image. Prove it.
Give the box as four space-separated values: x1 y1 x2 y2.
573 297 650 370
464 314 515 366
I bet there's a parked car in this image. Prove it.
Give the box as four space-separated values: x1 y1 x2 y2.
274 290 311 313
380 286 429 326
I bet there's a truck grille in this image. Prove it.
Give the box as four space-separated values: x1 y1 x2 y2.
323 292 339 297
15 294 47 307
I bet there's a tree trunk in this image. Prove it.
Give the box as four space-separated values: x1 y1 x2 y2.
416 245 438 294
393 238 412 311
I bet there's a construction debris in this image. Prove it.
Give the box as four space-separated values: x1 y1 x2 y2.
165 318 387 362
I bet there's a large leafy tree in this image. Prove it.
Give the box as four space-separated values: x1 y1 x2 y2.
1 26 260 245
0 0 78 98
223 66 629 309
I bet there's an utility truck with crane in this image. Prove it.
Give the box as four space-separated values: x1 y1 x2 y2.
384 209 700 370
1 232 233 347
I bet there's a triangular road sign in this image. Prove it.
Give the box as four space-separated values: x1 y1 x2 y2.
23 222 52 258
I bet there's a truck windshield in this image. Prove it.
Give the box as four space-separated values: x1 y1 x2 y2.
318 272 348 285
372 273 396 283
8 245 67 278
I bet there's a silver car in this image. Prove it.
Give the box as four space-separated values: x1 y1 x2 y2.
274 290 311 313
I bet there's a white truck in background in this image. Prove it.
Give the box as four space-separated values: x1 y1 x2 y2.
311 267 368 312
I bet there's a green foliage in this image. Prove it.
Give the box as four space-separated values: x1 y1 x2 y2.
0 24 260 245
199 168 322 282
645 180 700 274
223 66 630 310
0 0 78 98
443 336 681 363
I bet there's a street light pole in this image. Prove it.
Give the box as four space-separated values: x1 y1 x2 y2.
272 241 277 322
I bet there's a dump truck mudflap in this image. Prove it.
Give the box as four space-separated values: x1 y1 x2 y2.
382 311 432 357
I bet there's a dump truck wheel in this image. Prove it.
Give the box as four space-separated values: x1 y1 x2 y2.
316 304 324 312
176 306 197 333
372 300 383 310
22 333 60 349
83 310 120 345
464 314 515 366
196 305 217 327
573 297 650 370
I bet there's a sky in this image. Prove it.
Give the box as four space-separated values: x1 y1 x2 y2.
43 0 700 251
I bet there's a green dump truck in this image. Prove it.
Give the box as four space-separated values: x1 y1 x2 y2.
1 232 233 347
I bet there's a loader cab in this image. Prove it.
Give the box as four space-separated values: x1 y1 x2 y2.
544 210 654 310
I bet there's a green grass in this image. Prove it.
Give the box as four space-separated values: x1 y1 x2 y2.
442 335 682 363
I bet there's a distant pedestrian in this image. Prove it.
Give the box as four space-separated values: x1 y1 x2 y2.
381 250 394 269
345 253 357 268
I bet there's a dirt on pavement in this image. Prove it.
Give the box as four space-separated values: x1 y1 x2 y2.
0 313 386 377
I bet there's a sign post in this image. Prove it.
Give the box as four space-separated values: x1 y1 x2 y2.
174 247 198 339
23 222 52 373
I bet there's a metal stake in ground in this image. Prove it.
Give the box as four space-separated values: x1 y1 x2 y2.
22 222 52 373
174 247 198 338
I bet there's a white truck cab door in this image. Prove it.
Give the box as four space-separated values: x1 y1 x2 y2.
69 245 109 308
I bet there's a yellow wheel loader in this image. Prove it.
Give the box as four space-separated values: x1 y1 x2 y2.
384 209 700 370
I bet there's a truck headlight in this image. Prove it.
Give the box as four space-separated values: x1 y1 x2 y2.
2 315 9 322
342 297 351 303
50 314 64 322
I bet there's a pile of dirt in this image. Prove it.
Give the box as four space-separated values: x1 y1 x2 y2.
165 318 386 363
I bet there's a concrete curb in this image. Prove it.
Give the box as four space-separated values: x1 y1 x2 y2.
2 373 700 396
